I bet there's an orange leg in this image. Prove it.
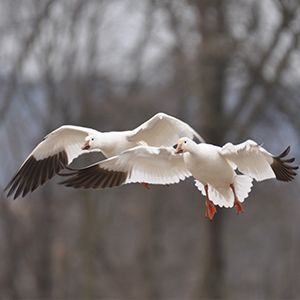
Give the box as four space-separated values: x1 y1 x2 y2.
142 182 150 189
204 185 217 220
230 183 244 214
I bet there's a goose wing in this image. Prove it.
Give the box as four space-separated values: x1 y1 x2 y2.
220 140 298 182
60 145 191 189
127 112 205 147
4 125 100 199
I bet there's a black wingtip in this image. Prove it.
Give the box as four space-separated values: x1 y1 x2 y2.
4 150 69 199
271 146 298 182
60 165 128 190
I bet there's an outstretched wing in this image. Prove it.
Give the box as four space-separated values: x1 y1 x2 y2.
4 125 100 199
127 112 205 147
220 140 298 182
60 146 191 189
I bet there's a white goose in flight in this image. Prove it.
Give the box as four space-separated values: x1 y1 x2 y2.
60 138 297 220
173 138 298 219
4 113 204 199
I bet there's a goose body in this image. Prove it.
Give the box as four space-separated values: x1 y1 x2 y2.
92 131 137 158
183 143 236 188
5 113 204 199
174 138 298 219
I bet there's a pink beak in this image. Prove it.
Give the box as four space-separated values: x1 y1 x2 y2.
174 142 183 154
82 140 90 150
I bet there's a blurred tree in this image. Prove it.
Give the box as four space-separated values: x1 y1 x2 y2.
187 0 300 298
0 0 300 299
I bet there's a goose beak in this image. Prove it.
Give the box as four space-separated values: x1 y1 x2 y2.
82 140 90 150
174 142 183 154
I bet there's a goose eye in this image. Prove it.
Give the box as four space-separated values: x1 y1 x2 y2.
184 141 187 144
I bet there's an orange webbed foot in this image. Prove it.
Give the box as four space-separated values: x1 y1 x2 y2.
205 199 217 220
230 183 244 214
142 182 150 189
234 198 244 214
204 185 217 220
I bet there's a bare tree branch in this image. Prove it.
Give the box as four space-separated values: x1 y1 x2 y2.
0 0 56 123
235 32 298 139
225 2 298 133
127 1 155 92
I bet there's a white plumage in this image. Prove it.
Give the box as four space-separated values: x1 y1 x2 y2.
174 137 297 219
5 111 297 220
60 137 297 220
60 146 191 189
5 113 203 199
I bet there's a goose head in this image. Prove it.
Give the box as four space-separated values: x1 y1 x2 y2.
174 137 193 154
82 135 97 150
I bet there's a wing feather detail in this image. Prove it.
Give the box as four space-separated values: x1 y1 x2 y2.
5 150 68 199
220 140 297 182
127 112 205 147
60 146 191 190
4 125 99 199
271 146 298 182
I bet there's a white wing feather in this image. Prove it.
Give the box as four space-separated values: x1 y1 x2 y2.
4 125 101 199
32 125 100 164
220 140 275 181
195 175 253 208
127 112 205 147
99 146 191 185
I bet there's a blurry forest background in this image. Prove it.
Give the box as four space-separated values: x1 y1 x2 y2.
1 0 300 299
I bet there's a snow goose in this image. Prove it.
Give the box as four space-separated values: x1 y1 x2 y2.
60 145 191 189
4 113 204 199
173 138 298 219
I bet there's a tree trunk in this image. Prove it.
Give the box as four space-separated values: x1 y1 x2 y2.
191 0 231 298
